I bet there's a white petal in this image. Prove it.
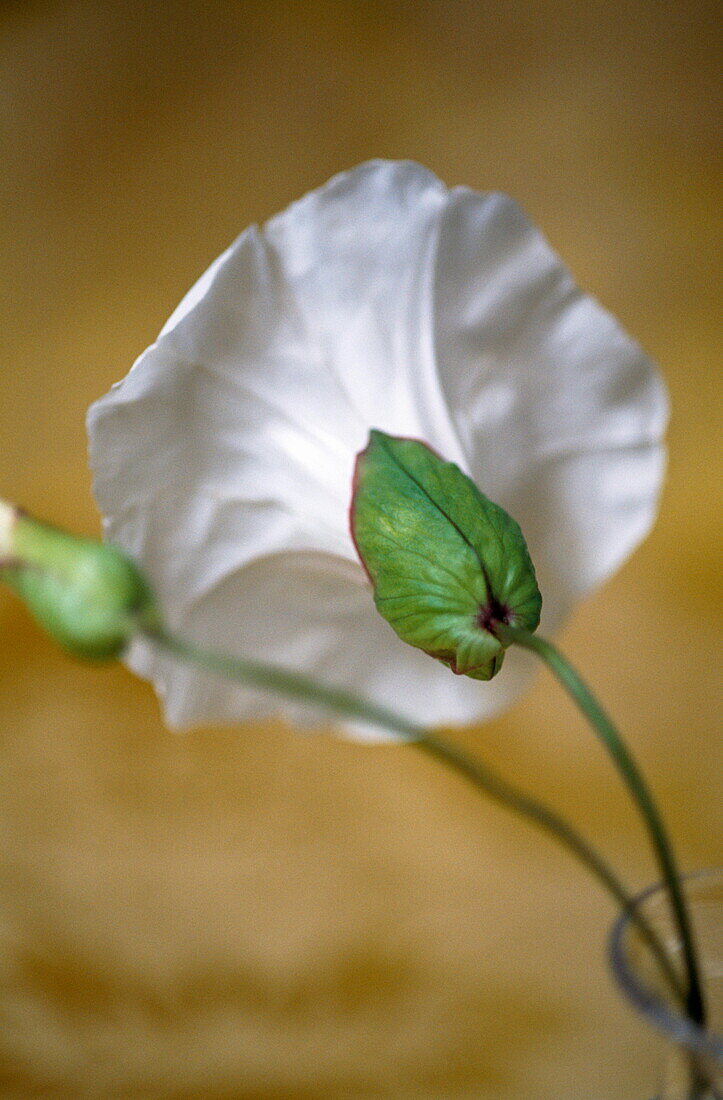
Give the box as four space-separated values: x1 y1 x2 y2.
0 499 17 558
432 188 668 629
87 160 666 738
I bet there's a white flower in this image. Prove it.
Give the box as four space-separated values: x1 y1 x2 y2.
0 499 17 559
87 160 667 740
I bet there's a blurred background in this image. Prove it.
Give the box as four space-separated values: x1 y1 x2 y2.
0 1 720 1096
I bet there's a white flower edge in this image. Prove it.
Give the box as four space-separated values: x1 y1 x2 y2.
0 499 17 559
88 160 668 740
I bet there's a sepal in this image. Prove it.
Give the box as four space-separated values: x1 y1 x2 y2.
350 431 541 680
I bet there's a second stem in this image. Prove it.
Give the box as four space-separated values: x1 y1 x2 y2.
496 623 704 1025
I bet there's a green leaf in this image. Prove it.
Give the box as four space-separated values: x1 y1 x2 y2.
350 430 541 681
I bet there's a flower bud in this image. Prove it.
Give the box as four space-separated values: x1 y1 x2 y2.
0 501 158 660
350 431 542 681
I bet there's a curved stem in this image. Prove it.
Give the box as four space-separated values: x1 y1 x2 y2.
415 733 686 1006
496 623 704 1024
141 622 686 1007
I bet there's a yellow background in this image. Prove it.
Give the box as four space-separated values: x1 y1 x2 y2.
0 2 720 1096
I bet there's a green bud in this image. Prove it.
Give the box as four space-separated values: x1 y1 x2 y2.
350 431 542 680
0 501 158 660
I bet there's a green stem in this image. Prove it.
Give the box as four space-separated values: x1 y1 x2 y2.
496 623 704 1025
141 622 686 1008
414 733 685 1007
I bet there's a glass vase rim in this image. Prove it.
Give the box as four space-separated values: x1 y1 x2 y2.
608 868 723 1063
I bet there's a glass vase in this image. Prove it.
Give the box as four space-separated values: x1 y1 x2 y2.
609 870 723 1099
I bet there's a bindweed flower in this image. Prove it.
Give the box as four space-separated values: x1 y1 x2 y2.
0 500 158 660
87 160 667 738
